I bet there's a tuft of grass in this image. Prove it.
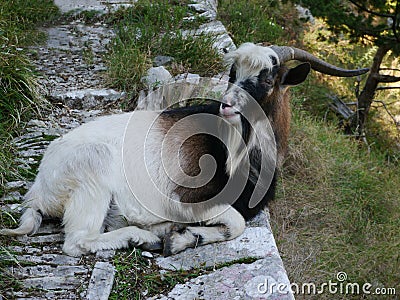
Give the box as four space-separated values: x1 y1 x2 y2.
0 1 59 297
218 0 304 46
0 0 60 46
110 249 203 299
105 0 223 95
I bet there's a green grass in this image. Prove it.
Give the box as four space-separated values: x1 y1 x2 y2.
0 0 60 46
105 0 223 96
110 249 203 299
218 0 399 297
0 0 59 187
270 108 400 298
0 0 59 297
218 0 304 46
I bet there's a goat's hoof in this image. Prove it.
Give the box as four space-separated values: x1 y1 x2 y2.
163 230 195 257
141 241 163 252
163 231 178 257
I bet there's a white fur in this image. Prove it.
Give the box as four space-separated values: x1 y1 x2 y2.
0 111 246 256
1 43 281 257
224 43 279 82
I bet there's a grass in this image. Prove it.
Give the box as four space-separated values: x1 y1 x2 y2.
218 0 304 46
105 0 223 97
110 249 204 299
0 0 59 297
270 108 400 298
218 0 399 298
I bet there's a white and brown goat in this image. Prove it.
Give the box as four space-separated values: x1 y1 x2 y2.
0 43 368 256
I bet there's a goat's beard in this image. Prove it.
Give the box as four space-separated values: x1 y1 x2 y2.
218 117 249 177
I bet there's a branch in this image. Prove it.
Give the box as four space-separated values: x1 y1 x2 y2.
379 68 400 72
372 100 400 140
374 74 400 83
376 86 400 90
349 0 394 18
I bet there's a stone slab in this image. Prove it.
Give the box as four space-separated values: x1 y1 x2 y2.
152 257 294 300
10 265 88 278
22 276 84 290
15 254 80 266
54 0 136 14
17 233 65 244
156 226 278 271
86 261 115 300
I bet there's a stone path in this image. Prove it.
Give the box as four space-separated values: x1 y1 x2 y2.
1 1 293 299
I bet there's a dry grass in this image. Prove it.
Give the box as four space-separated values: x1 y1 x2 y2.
269 109 400 299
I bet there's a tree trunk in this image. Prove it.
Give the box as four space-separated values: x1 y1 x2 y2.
356 44 391 136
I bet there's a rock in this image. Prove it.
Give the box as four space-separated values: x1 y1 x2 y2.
153 256 293 300
53 0 135 14
23 276 84 290
142 251 154 259
141 66 173 89
295 5 315 24
15 254 80 266
174 73 201 85
96 249 116 259
53 88 125 109
86 262 115 300
27 120 47 127
153 56 174 67
12 265 89 279
156 227 279 271
17 233 64 244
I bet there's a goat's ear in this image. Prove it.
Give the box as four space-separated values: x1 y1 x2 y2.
281 62 311 86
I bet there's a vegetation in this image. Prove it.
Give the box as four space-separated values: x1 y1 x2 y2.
0 0 59 186
105 0 223 97
0 0 59 296
219 0 399 297
111 249 204 299
295 0 400 138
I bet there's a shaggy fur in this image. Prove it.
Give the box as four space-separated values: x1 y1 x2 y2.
0 43 310 257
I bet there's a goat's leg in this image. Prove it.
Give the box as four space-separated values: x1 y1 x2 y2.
76 226 162 254
61 186 160 256
163 205 245 256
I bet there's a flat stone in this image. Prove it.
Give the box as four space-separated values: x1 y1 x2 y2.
156 227 278 271
17 233 65 244
15 254 80 266
27 120 47 127
141 66 173 89
142 251 154 259
153 256 294 300
86 261 115 300
11 265 89 278
53 88 124 109
174 73 201 85
96 249 115 259
54 0 136 14
5 181 26 189
22 276 84 290
246 210 271 228
8 246 42 255
2 191 24 203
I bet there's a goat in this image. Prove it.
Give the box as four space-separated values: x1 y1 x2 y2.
0 43 368 256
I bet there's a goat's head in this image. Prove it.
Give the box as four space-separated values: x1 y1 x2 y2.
220 42 369 122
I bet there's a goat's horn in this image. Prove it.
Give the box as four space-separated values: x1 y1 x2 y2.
270 45 369 77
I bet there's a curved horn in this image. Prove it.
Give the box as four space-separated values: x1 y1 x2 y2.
270 45 369 77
